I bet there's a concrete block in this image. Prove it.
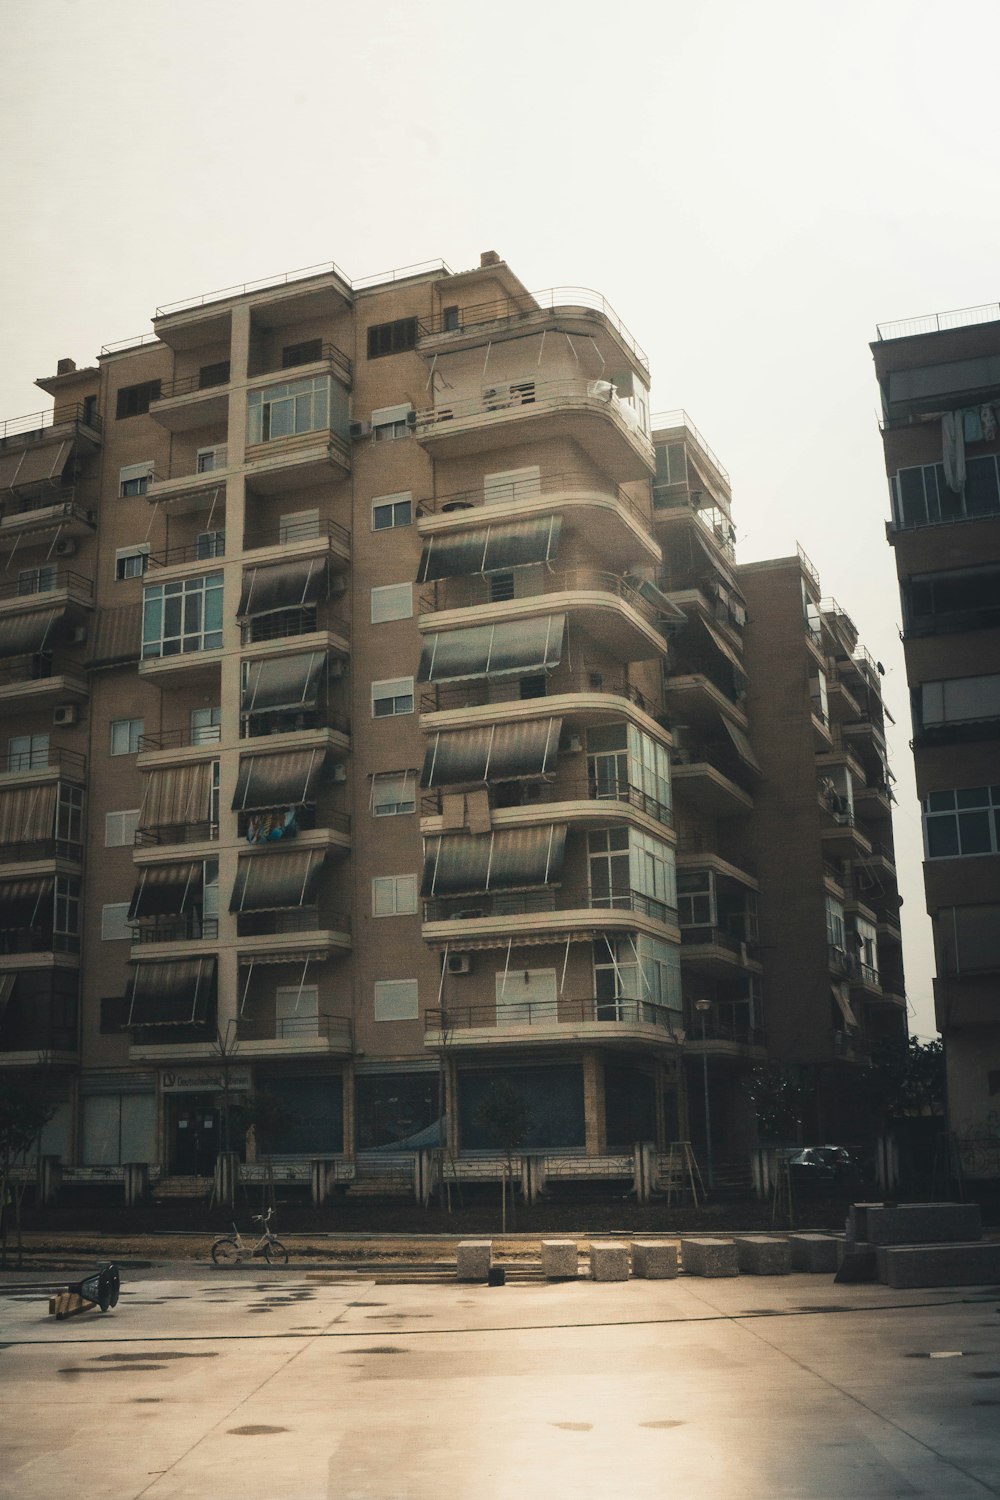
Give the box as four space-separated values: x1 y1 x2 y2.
733 1235 791 1275
456 1240 492 1282
787 1233 840 1273
681 1237 739 1277
631 1240 679 1279
541 1239 578 1279
590 1242 630 1281
877 1241 1000 1289
864 1203 982 1246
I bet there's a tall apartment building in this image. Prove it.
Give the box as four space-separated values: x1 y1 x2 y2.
872 308 1000 1150
0 253 905 1188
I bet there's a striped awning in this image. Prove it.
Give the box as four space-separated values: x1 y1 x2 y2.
421 824 568 898
418 615 565 684
128 862 204 920
139 761 215 828
241 652 325 715
0 439 72 493
86 602 143 669
697 616 748 679
421 718 562 788
127 958 216 1027
417 515 562 582
232 748 329 811
229 848 326 913
0 876 54 928
238 557 327 618
0 783 57 844
0 609 59 659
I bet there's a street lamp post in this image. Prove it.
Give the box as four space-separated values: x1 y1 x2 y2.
695 998 714 1189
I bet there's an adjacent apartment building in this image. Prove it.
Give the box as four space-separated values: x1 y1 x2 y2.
873 307 1000 1156
0 253 905 1189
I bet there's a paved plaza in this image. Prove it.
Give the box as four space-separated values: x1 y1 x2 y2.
2 1260 1000 1499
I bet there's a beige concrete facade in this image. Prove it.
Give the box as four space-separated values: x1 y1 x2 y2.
0 254 905 1185
872 311 1000 1155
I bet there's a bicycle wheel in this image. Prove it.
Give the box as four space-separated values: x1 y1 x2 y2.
264 1237 288 1266
212 1237 241 1266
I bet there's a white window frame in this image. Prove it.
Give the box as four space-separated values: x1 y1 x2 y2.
247 376 331 445
374 979 419 1022
371 772 416 817
372 491 412 531
142 572 224 659
190 706 222 745
371 404 413 442
372 676 414 717
371 583 413 624
17 564 58 596
115 544 150 581
110 718 144 756
923 786 1000 860
372 874 419 916
105 809 140 848
7 732 49 772
196 444 228 473
119 461 153 498
101 903 132 942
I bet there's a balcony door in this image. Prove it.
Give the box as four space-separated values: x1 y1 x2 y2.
495 968 557 1025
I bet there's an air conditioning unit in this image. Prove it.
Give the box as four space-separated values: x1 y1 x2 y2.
53 537 77 558
348 420 370 440
564 734 583 753
331 764 347 783
446 953 472 975
405 409 418 428
53 704 77 726
68 625 88 645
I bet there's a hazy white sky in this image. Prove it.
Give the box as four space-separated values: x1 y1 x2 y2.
5 0 999 1036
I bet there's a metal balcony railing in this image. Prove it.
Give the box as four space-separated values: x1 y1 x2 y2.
421 669 662 718
139 725 221 752
134 821 219 847
424 996 679 1033
235 908 351 938
236 1011 352 1046
242 515 351 552
680 926 758 958
1 745 86 776
0 837 82 865
0 929 80 956
0 570 93 606
416 468 653 537
152 369 231 401
147 534 226 569
421 778 672 828
414 378 654 457
248 341 353 388
419 566 662 628
876 302 1000 340
130 916 219 944
685 1014 765 1047
0 403 102 442
240 604 350 647
417 287 649 373
423 885 677 927
650 410 731 484
0 653 60 688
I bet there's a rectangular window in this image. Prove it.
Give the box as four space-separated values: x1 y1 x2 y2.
371 404 413 442
924 786 1000 859
115 545 149 580
7 732 48 772
373 874 418 916
105 809 140 847
374 978 419 1021
53 876 80 939
442 305 461 332
371 772 416 817
367 318 417 359
937 905 1000 974
116 381 161 419
371 583 413 624
372 491 412 530
678 871 714 929
920 674 1000 729
101 903 132 941
246 375 331 445
825 894 845 949
56 782 83 844
190 707 222 745
142 572 224 658
119 461 153 497
198 360 230 389
196 445 227 473
281 339 323 369
17 565 58 596
372 676 413 717
110 718 144 756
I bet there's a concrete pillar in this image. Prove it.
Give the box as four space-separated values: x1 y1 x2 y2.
341 1061 356 1160
582 1050 605 1155
123 1162 149 1207
36 1155 61 1205
311 1158 337 1207
214 1150 240 1207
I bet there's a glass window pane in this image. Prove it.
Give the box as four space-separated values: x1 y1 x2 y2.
955 787 989 809
957 810 993 854
926 815 960 858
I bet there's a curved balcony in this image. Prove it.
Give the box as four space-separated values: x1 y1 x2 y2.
419 667 664 735
422 884 679 949
680 926 762 977
423 996 680 1053
414 377 654 481
417 286 649 372
421 776 672 832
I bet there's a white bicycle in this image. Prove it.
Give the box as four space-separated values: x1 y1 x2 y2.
211 1208 289 1266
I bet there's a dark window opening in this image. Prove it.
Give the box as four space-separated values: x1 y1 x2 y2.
443 305 461 332
367 318 418 360
281 340 323 369
116 380 161 419
198 361 231 388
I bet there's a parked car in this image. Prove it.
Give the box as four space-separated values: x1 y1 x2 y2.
786 1145 858 1181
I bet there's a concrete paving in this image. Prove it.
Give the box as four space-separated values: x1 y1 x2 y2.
2 1261 1000 1499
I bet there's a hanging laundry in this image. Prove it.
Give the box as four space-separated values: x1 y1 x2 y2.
942 411 966 493
982 404 998 442
963 407 983 443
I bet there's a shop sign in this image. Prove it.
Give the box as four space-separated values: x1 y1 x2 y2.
161 1067 252 1094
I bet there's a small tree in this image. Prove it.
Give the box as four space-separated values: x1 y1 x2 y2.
743 1062 810 1144
236 1089 297 1214
474 1079 532 1232
0 1080 56 1269
865 1036 946 1123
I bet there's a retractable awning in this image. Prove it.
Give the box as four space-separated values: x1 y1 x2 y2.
86 603 143 669
418 614 566 684
721 718 762 776
694 616 748 679
623 577 688 627
229 848 326 913
421 718 562 788
232 748 329 811
0 876 54 927
833 983 859 1030
0 972 15 1016
127 957 216 1027
0 783 57 845
237 557 328 618
0 440 72 493
241 652 325 715
0 609 59 659
417 515 562 582
139 761 215 827
128 862 204 920
421 824 568 898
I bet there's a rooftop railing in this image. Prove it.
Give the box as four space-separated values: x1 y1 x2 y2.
0 403 102 442
876 302 1000 341
154 257 451 319
797 542 821 592
651 410 730 484
417 287 649 373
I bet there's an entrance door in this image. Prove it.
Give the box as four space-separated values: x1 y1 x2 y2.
172 1094 219 1175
